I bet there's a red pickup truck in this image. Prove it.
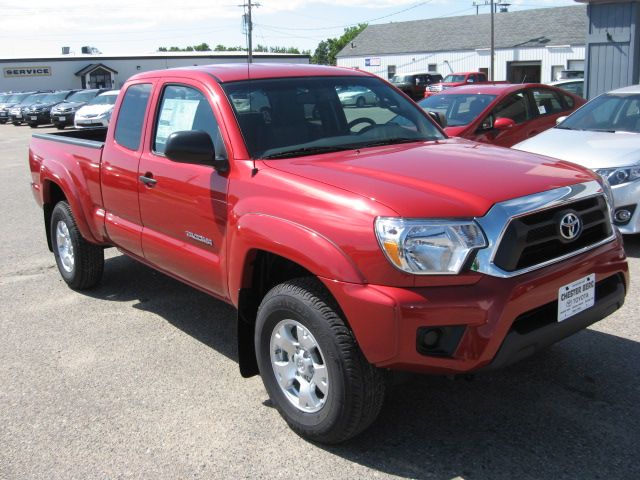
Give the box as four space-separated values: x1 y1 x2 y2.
29 64 628 444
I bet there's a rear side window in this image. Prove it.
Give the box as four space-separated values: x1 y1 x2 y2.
532 88 564 116
154 85 226 159
114 84 151 151
492 92 532 124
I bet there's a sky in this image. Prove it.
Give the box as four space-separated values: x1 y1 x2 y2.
1 0 578 58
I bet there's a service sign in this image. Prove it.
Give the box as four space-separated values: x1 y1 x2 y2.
3 66 52 78
365 57 381 67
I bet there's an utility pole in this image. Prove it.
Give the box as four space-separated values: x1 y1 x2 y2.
490 0 494 81
239 1 260 63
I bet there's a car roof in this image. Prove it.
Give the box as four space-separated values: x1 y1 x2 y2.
608 84 640 94
548 79 583 86
434 83 553 95
130 63 374 83
97 90 120 95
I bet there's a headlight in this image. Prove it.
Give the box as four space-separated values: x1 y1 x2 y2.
595 166 640 186
375 217 487 275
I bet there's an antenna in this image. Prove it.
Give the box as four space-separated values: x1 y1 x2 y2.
238 1 261 63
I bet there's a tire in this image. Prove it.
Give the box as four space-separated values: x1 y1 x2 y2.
29 124 37 128
356 96 365 108
55 125 65 130
50 201 104 290
255 277 385 444
0 119 6 124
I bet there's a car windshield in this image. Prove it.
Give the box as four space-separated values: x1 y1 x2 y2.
88 93 118 105
418 93 496 127
223 75 444 159
21 94 44 105
391 75 412 83
0 94 8 103
66 90 99 103
9 93 30 103
443 75 466 83
41 91 71 103
558 93 640 133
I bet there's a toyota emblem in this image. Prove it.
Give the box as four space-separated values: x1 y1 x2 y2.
559 212 582 241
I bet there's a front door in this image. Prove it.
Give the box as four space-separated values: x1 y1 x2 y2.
137 80 230 299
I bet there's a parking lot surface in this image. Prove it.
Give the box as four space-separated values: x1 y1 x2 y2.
1 124 638 479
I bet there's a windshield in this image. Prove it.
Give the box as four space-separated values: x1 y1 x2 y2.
41 91 71 104
0 94 8 103
20 94 44 105
558 93 640 133
223 75 444 159
418 93 496 127
8 93 30 103
88 93 118 106
66 90 99 103
443 75 467 83
390 75 411 83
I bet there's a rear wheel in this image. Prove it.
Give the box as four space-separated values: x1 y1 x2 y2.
255 278 385 444
50 201 104 290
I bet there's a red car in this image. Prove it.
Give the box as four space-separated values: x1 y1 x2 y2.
418 83 586 147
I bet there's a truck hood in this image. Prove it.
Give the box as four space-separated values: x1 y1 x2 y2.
263 138 594 218
513 128 640 169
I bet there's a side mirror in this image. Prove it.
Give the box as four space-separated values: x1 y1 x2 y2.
493 117 516 130
165 130 229 173
427 111 447 128
556 116 567 125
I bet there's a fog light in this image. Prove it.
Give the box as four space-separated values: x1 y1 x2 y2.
416 325 466 357
615 209 632 223
421 329 442 348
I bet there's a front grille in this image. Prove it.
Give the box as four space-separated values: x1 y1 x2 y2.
493 195 612 272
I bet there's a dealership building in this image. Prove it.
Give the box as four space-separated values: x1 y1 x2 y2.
337 5 587 84
0 51 310 92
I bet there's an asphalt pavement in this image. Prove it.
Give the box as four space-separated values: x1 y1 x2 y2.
1 124 638 480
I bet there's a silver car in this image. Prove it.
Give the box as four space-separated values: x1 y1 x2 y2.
513 84 640 234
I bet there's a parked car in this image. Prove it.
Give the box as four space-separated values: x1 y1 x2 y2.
0 92 36 124
9 93 48 125
513 84 640 234
26 90 79 128
425 71 492 97
418 83 585 147
50 88 111 129
74 90 119 128
390 72 443 100
556 70 584 80
337 85 378 107
29 63 627 443
549 79 584 99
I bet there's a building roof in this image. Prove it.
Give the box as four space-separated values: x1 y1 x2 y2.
74 63 119 76
337 5 587 58
0 51 309 62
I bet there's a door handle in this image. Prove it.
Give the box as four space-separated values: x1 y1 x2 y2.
139 174 157 187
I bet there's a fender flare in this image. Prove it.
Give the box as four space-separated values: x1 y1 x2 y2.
41 166 101 245
227 213 365 306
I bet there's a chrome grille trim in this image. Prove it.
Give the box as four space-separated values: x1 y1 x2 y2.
473 181 616 278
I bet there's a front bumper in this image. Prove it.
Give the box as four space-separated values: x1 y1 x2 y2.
321 233 628 374
75 117 109 128
611 180 640 234
25 112 51 125
51 112 75 126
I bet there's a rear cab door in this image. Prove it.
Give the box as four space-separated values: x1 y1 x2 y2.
137 77 232 299
102 80 155 257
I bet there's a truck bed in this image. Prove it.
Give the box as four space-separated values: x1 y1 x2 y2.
31 127 107 149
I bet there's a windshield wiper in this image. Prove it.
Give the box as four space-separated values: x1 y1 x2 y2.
261 145 352 159
353 138 423 148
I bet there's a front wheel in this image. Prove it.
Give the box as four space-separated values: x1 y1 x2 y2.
50 201 104 289
255 278 385 444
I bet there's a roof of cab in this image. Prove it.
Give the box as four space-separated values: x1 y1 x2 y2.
128 63 373 84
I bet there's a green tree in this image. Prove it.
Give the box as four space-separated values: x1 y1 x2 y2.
311 23 367 65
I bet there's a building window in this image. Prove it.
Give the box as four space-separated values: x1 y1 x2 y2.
387 65 396 80
551 65 564 81
428 63 437 72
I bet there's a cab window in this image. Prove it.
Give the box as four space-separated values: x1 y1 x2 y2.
114 84 152 151
153 85 226 160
